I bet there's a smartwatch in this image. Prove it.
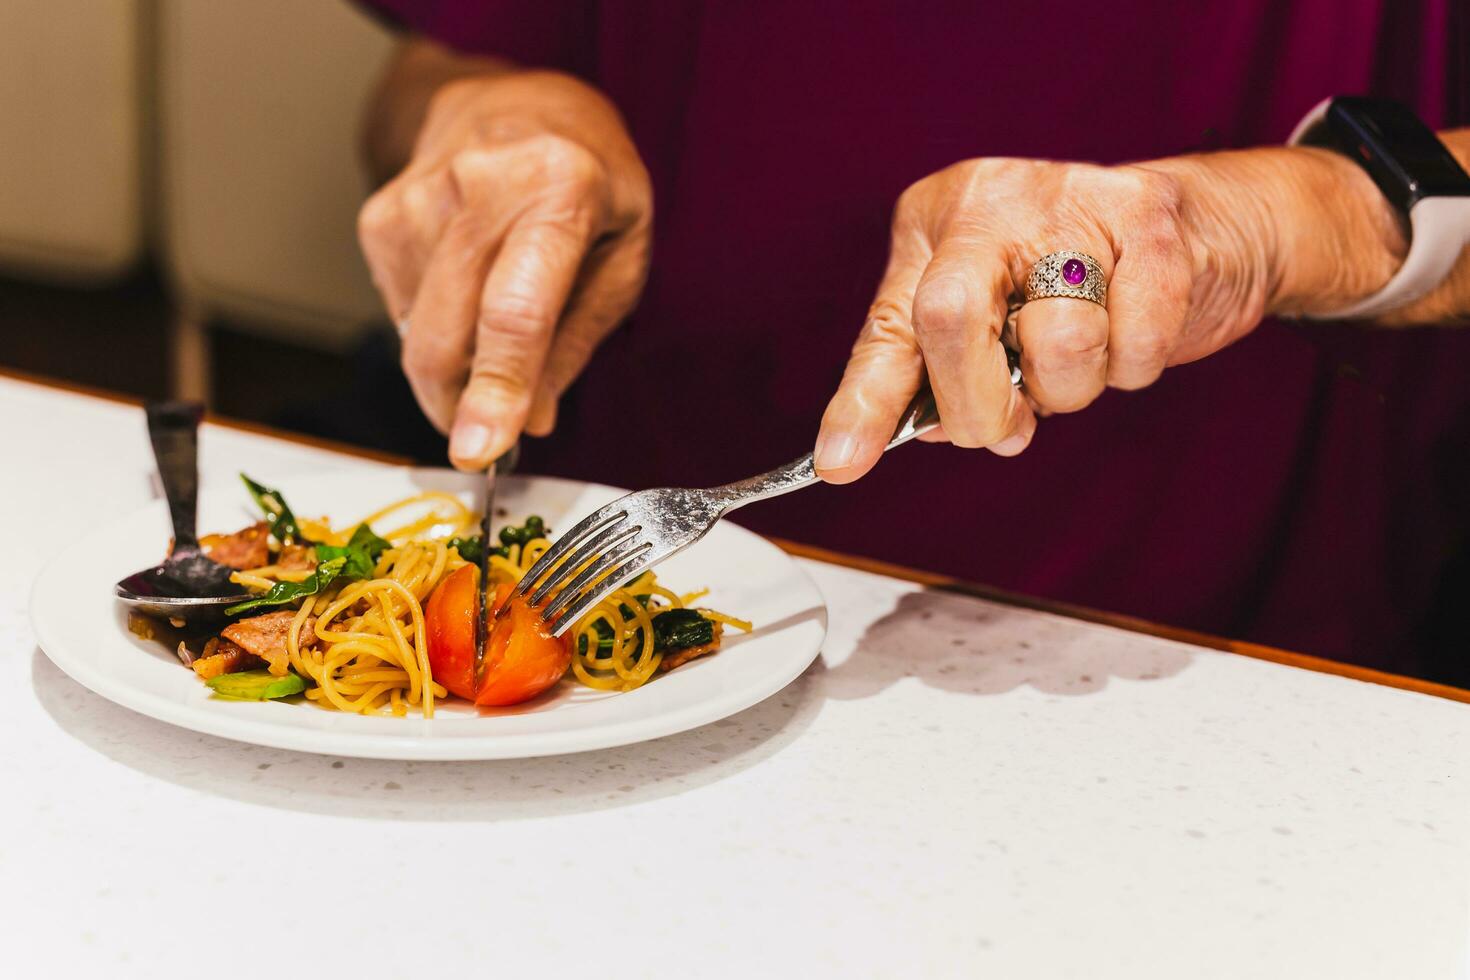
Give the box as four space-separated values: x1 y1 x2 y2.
1288 96 1470 318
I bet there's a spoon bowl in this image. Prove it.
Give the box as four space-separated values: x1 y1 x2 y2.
113 402 251 625
114 555 249 624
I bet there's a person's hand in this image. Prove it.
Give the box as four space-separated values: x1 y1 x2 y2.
813 148 1405 482
358 69 652 469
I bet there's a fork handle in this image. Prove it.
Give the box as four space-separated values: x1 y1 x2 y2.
715 338 1029 511
714 387 941 509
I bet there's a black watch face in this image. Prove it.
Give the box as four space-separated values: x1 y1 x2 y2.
1328 97 1470 210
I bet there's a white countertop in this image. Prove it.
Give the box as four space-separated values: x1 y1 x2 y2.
2 374 1467 979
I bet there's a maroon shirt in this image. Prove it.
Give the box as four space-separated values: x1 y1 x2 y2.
364 0 1469 672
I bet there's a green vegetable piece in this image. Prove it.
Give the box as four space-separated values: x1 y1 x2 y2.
578 617 618 656
225 555 347 615
240 473 307 544
452 517 549 565
448 535 483 563
348 522 392 557
496 515 550 549
448 535 514 563
316 523 391 580
652 608 716 652
206 669 308 701
226 519 390 616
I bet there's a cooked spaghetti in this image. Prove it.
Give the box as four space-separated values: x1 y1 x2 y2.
136 476 750 717
279 491 472 718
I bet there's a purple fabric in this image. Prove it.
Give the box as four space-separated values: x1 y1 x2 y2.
364 0 1470 672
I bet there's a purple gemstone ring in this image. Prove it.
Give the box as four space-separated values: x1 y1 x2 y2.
1023 250 1107 307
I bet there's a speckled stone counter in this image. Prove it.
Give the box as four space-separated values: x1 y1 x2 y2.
3 376 1467 979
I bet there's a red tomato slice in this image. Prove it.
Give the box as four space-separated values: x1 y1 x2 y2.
474 587 574 706
423 564 481 700
423 564 572 706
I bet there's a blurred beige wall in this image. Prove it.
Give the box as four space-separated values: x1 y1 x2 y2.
0 0 145 282
0 0 395 363
158 0 394 350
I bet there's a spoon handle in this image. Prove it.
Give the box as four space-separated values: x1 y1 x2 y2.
146 401 206 553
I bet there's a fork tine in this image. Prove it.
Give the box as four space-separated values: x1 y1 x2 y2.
516 504 627 598
542 537 652 623
526 521 640 607
548 555 653 637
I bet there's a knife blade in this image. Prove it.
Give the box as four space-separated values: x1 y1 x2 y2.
475 443 520 667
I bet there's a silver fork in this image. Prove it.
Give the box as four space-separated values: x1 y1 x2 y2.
518 383 973 636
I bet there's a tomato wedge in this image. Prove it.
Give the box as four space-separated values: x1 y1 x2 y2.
423 564 573 706
422 564 483 700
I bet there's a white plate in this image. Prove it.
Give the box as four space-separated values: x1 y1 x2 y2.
30 469 826 760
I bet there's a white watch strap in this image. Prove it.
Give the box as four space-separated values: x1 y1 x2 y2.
1288 97 1470 319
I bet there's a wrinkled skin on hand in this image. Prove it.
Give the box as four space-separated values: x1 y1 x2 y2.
814 148 1404 482
358 70 652 470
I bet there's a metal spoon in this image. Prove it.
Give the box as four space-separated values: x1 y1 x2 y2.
114 401 250 624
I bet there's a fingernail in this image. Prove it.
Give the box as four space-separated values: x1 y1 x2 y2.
450 423 494 464
814 431 858 471
991 431 1030 456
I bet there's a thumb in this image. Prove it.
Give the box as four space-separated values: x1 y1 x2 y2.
814 243 928 484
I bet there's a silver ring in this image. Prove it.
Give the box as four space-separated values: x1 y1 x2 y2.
1024 250 1107 307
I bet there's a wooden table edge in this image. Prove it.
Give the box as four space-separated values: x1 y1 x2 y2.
10 364 1468 706
0 365 413 466
771 538 1470 705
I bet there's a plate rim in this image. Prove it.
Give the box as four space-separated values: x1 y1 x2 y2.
30 468 828 760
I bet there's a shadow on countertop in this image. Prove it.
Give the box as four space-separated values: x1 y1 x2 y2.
821 587 1192 700
30 646 826 823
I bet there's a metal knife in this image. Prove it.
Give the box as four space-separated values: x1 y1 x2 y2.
475 443 520 665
